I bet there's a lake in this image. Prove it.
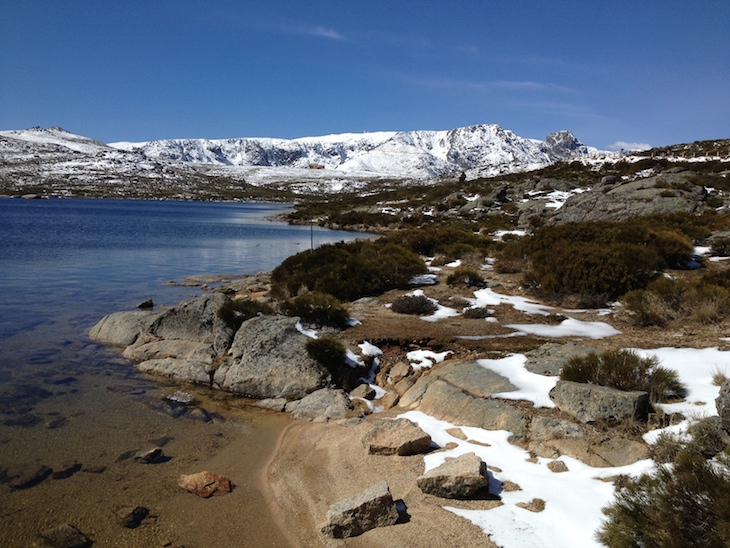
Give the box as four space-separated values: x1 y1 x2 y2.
0 198 368 546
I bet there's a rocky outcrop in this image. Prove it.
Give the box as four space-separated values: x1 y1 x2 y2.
550 173 707 224
399 361 528 439
550 380 649 423
320 481 399 538
214 315 331 399
362 418 432 456
416 453 489 499
91 294 333 402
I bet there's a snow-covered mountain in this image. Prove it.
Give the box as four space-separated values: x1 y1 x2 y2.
0 124 598 198
111 124 594 180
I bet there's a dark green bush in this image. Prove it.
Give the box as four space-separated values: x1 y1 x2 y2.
391 294 438 315
271 239 427 302
304 336 359 390
496 220 695 305
397 226 491 257
282 292 350 328
560 349 686 402
217 298 273 330
687 416 727 459
597 450 730 547
446 267 486 287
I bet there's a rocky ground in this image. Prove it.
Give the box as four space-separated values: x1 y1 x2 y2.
78 251 730 546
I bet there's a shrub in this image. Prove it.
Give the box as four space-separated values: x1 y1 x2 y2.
446 267 486 287
397 225 491 257
271 239 427 302
560 349 686 402
496 221 695 305
391 294 438 315
217 298 273 330
687 417 727 459
597 450 730 547
621 276 730 326
305 336 358 390
463 306 491 319
282 292 350 328
648 432 683 464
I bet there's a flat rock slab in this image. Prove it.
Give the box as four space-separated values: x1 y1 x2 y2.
417 452 489 499
321 480 399 538
178 471 233 498
285 388 352 422
362 418 432 456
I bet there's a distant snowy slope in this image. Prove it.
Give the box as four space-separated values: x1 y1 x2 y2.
0 126 110 155
110 124 595 179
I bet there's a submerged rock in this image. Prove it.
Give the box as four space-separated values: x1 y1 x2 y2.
116 505 150 528
7 463 52 489
39 523 92 548
177 471 233 498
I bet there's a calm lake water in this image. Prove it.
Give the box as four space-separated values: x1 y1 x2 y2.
0 198 367 546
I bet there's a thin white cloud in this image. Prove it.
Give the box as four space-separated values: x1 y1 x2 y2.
407 76 575 94
307 25 345 41
607 141 652 152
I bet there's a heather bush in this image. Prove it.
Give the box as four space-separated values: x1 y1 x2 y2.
711 237 730 256
446 267 486 287
496 221 696 305
217 298 273 330
391 294 438 315
622 276 730 326
305 336 359 390
282 292 349 328
398 225 491 257
271 239 426 301
560 349 686 402
687 416 727 459
463 306 492 319
597 450 730 547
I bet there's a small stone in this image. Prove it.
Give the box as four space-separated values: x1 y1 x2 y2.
177 471 233 498
446 427 467 440
255 398 288 412
350 383 376 400
187 408 212 422
52 461 81 479
547 460 569 473
134 447 166 464
82 464 106 474
166 391 195 405
39 523 92 548
137 299 154 309
388 361 412 385
116 506 149 528
46 417 67 429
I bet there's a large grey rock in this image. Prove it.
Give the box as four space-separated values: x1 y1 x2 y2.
215 315 330 399
550 173 707 224
399 361 528 439
320 481 399 538
529 415 585 441
89 310 160 346
285 388 352 422
716 380 730 433
149 293 234 354
362 418 432 456
550 380 649 423
416 452 489 498
524 343 595 376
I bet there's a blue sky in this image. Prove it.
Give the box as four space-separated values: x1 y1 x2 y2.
1 1 728 150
